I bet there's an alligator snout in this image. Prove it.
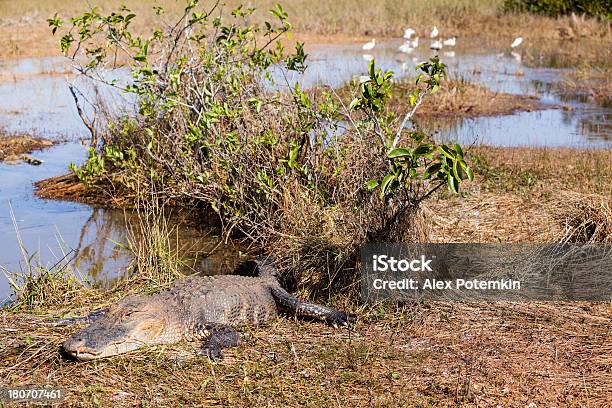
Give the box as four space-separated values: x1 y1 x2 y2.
63 336 100 361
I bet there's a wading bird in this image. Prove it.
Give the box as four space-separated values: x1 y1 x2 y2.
511 37 523 48
398 42 414 54
403 28 416 39
362 38 376 50
430 40 443 50
442 37 456 47
430 26 439 38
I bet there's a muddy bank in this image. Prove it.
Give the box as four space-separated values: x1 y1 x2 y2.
554 68 611 107
409 79 546 119
0 133 53 162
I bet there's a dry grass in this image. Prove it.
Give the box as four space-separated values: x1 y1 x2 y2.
551 191 612 244
0 0 610 64
555 68 612 106
424 147 611 243
1 300 610 406
406 78 544 119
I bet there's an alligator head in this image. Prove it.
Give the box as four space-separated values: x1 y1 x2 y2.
63 295 182 361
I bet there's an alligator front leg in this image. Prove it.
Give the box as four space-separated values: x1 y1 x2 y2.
197 324 240 361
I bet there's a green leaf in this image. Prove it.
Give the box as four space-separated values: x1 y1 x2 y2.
447 175 459 194
380 174 395 194
453 143 464 159
365 179 379 190
423 162 442 178
453 160 464 181
387 148 412 158
460 160 474 181
413 144 434 157
438 145 456 160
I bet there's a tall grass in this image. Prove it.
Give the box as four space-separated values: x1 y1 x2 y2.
1 207 90 311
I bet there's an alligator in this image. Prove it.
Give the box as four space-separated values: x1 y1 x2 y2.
61 257 354 361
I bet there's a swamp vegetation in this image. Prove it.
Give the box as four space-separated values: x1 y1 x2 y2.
0 0 610 406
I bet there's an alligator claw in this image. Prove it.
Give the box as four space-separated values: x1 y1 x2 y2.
326 311 356 328
199 345 224 361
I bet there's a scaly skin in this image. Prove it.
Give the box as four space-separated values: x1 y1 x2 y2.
62 257 353 361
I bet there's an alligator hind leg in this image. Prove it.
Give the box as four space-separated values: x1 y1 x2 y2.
198 324 240 361
270 287 355 327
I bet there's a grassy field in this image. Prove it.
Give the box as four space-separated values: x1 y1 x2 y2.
0 0 610 64
1 300 610 406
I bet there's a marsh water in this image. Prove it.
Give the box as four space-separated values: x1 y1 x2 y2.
0 42 610 301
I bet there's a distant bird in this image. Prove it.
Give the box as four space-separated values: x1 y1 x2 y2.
398 42 414 54
362 39 376 50
362 54 374 61
430 26 439 38
409 37 419 48
430 40 443 50
442 37 456 47
511 37 523 48
403 28 416 39
443 51 456 58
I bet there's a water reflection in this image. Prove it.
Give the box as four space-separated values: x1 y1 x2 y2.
0 142 241 300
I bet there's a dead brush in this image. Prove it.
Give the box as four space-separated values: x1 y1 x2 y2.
551 192 612 243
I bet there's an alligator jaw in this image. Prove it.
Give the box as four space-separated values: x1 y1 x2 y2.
63 337 144 361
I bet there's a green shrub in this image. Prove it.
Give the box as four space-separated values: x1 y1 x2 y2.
48 1 472 294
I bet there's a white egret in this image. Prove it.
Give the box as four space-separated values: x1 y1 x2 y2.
403 28 416 39
362 38 376 50
442 37 456 47
398 42 414 54
430 40 443 50
511 37 523 48
430 26 439 38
